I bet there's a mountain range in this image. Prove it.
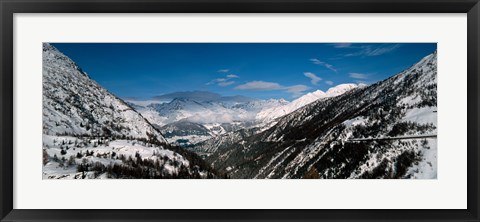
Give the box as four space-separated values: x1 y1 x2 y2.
127 84 360 146
42 42 437 179
256 83 361 123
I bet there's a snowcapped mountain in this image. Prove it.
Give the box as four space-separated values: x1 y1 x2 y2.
326 83 360 95
141 99 233 126
232 98 289 112
42 43 218 179
137 84 354 148
129 95 288 146
140 97 288 126
201 51 437 179
42 42 437 180
256 84 359 122
43 43 166 143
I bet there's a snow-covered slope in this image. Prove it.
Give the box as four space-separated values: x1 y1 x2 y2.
204 51 438 179
256 84 358 122
42 135 190 179
43 43 166 143
325 83 360 96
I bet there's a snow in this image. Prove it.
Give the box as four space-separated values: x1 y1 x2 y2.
203 123 227 135
406 139 437 179
256 84 358 122
42 135 189 179
402 107 437 126
398 95 422 106
342 116 368 128
325 83 359 96
43 161 79 179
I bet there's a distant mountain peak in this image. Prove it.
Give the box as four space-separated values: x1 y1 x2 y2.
325 83 358 96
256 84 358 122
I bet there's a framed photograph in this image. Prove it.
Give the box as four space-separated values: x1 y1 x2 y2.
1 0 479 221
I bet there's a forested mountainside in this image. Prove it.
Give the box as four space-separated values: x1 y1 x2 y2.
201 51 437 179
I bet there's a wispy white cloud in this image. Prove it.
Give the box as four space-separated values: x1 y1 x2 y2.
218 81 235 86
206 78 225 85
235 81 309 98
366 44 400 56
207 73 240 87
324 64 336 72
309 58 337 72
325 80 334 85
309 58 322 65
345 44 400 57
235 81 282 90
217 69 229 73
226 74 239 78
303 72 322 85
349 72 370 79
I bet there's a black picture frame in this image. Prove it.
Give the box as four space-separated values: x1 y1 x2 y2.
1 0 479 221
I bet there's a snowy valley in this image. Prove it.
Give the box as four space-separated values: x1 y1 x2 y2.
43 43 437 179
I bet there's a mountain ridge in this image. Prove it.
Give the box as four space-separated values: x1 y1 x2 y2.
203 51 437 179
43 43 167 142
256 83 360 122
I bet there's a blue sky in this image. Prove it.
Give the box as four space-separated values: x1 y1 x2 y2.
51 43 436 101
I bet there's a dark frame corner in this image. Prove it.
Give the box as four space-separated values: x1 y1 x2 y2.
1 0 479 221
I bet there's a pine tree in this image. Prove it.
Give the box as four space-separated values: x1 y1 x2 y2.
304 166 320 179
43 149 49 165
67 155 76 166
